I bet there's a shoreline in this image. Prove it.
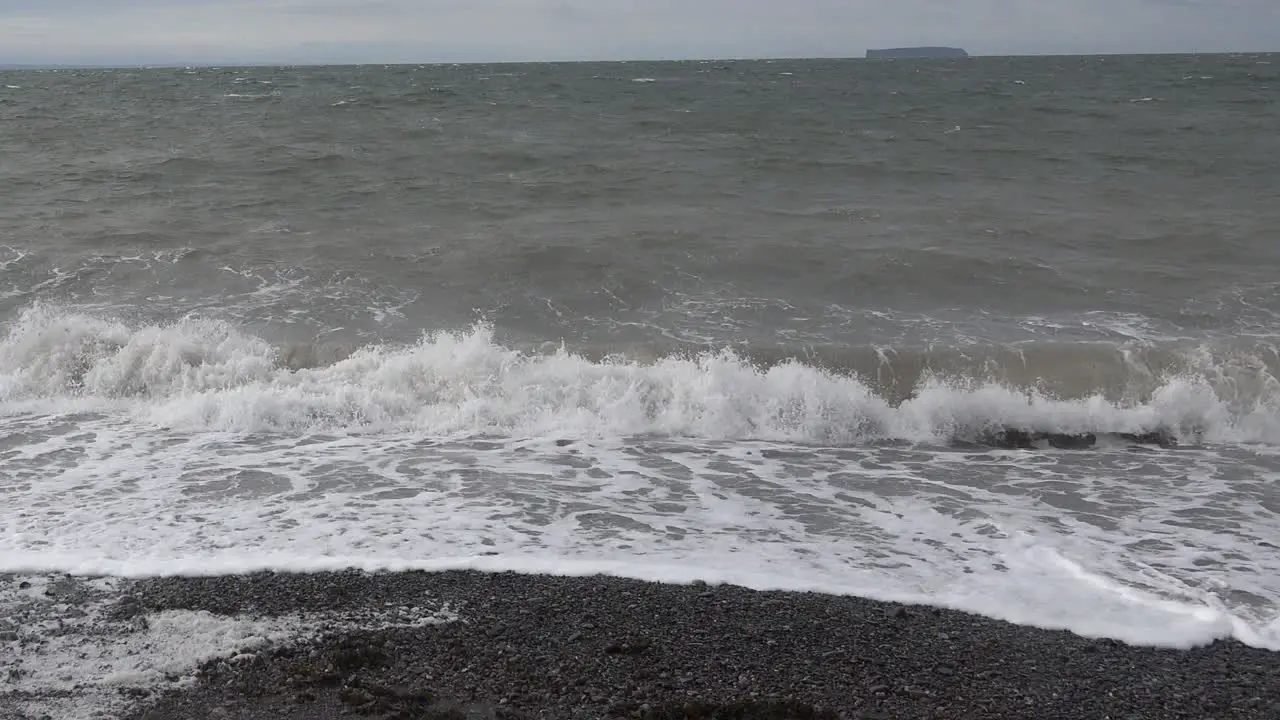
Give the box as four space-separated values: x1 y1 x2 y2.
92 569 1280 719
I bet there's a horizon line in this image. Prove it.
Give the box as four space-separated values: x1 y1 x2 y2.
1 49 1276 71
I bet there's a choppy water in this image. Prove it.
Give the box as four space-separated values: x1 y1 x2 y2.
2 54 1279 653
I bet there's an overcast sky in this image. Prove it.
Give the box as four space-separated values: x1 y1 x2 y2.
2 0 1278 65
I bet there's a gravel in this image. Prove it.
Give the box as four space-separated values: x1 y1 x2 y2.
119 569 1278 720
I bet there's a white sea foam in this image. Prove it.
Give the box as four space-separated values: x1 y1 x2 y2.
0 574 458 719
1 305 1277 443
222 92 278 100
1 306 1279 654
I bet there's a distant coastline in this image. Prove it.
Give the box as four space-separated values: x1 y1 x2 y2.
866 47 969 59
0 63 104 69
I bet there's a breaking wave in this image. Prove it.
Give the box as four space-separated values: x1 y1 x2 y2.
2 305 1278 444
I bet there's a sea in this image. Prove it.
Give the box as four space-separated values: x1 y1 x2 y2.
2 53 1279 699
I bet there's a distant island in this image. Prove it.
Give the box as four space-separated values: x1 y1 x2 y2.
866 47 969 59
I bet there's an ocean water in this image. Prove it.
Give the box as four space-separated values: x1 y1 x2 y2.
2 54 1279 660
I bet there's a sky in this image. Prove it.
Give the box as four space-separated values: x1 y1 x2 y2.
1 0 1278 66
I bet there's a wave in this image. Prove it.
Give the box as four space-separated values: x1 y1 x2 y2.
1 305 1278 444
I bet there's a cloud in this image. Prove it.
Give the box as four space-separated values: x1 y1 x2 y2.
1 0 1277 65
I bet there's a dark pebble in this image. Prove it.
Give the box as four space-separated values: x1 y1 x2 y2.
118 569 1280 720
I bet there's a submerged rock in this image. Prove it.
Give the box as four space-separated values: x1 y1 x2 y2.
968 428 1178 450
